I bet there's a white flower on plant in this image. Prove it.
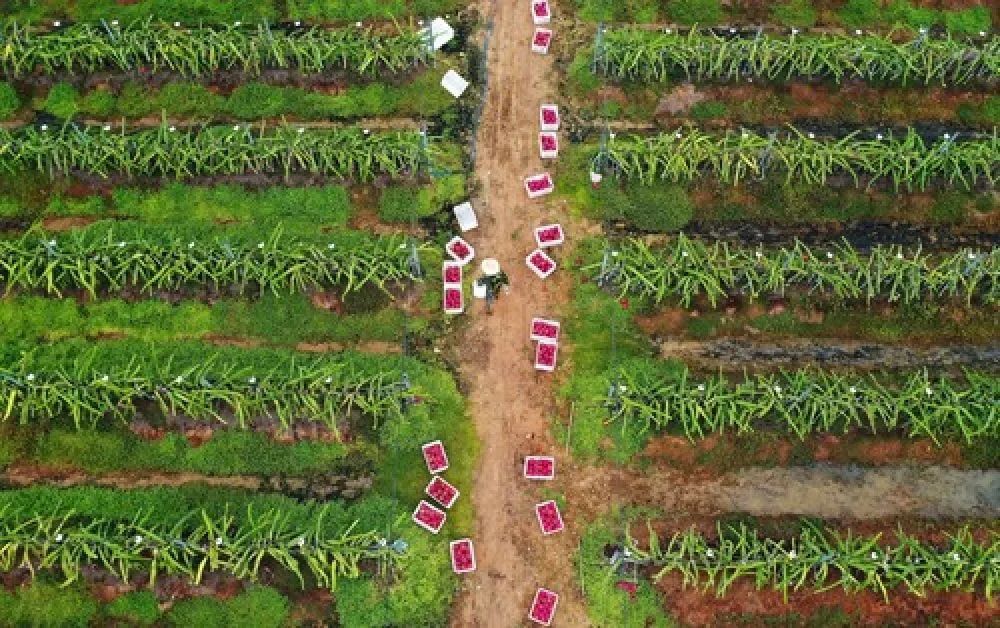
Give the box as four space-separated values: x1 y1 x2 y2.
53 20 61 26
925 387 933 396
363 128 370 135
169 126 177 132
328 243 337 249
297 127 305 133
773 385 782 393
111 20 119 25
697 384 705 391
324 377 333 384
134 535 144 544
118 241 126 247
257 242 265 249
706 549 715 558
611 251 619 257
608 132 616 139
808 132 815 139
870 551 878 559
173 21 181 27
48 240 57 247
174 376 184 384
855 29 862 35
103 125 112 131
674 131 682 138
188 242 195 248
665 28 672 34
876 133 883 140
26 374 35 381
233 125 240 131
788 550 796 559
356 21 363 27
849 386 857 394
294 21 301 26
826 252 833 259
791 28 799 35
55 534 64 542
100 375 109 382
896 252 903 260
952 552 961 561
234 21 242 26
729 27 736 33
248 377 257 384
967 252 976 260
216 537 224 546
295 537 305 546
755 251 763 258
40 124 48 131
681 251 689 257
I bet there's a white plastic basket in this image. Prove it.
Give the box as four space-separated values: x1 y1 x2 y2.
531 28 552 54
533 224 564 248
529 318 561 342
445 235 475 265
531 0 551 25
525 249 557 279
524 173 554 199
539 105 560 131
538 132 559 159
534 340 558 372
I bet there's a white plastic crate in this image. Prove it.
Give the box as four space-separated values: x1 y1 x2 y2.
525 249 557 279
531 0 551 25
533 223 564 248
532 28 552 54
539 104 560 131
534 340 558 372
524 173 554 199
538 132 558 159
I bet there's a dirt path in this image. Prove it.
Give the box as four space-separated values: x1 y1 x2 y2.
1 465 261 490
451 1 588 625
564 464 1000 523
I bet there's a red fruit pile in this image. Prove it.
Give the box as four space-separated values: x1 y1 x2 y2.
525 457 554 477
422 441 449 473
540 135 557 151
427 476 459 508
536 500 563 534
530 589 558 624
537 226 561 242
443 265 461 283
530 252 554 273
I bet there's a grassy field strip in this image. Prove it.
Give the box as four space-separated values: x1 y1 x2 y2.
0 295 405 348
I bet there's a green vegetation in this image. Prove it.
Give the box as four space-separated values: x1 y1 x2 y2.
0 227 425 298
2 428 358 477
0 22 427 78
0 294 404 348
169 587 288 628
607 365 999 444
599 184 693 232
0 578 99 627
665 0 722 24
0 343 412 430
379 175 466 222
0 502 394 589
599 129 998 191
37 72 455 122
626 520 999 600
0 123 430 181
596 29 1000 85
0 82 22 120
587 236 999 306
577 518 675 627
106 590 161 625
772 0 818 28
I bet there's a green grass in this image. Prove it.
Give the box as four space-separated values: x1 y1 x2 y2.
0 0 466 22
576 514 675 627
0 294 405 350
0 182 353 239
7 427 361 477
33 71 455 122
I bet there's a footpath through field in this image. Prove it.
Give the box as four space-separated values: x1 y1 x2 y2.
451 0 588 625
